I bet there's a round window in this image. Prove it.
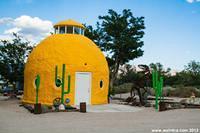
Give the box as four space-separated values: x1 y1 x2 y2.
56 78 62 87
100 80 103 88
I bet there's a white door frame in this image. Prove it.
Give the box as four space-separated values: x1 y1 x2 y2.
74 72 92 105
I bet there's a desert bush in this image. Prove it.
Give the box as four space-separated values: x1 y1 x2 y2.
167 86 200 98
113 83 200 98
113 83 132 94
148 86 200 98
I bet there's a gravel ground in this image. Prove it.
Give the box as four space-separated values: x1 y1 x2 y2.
0 97 200 133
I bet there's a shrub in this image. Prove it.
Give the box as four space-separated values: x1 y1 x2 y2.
167 86 200 98
113 83 132 94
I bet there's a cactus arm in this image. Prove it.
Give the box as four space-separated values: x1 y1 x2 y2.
64 75 71 94
35 74 40 104
55 65 62 87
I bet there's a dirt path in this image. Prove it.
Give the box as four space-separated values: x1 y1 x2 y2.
0 97 199 133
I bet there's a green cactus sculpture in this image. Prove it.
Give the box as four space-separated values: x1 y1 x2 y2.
152 69 163 111
55 64 71 104
35 74 40 104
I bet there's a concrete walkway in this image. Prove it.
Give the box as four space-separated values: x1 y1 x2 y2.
87 104 143 112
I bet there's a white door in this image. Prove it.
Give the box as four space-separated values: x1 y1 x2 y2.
75 72 91 105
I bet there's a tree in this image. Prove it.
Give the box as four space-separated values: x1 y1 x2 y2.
149 62 172 86
0 33 33 92
149 62 171 76
150 62 170 73
118 64 138 85
156 61 200 86
84 24 102 48
184 60 200 76
149 63 163 72
183 60 200 86
86 9 145 93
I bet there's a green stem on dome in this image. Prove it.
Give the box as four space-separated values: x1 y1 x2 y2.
55 64 71 104
35 74 40 104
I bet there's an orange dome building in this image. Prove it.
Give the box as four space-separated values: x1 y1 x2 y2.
22 19 109 106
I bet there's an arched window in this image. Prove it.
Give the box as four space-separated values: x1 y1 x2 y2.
67 26 73 34
74 27 80 34
59 26 65 34
55 27 59 34
80 28 84 35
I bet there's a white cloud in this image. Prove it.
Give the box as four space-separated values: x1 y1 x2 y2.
4 27 21 34
0 17 13 25
186 0 194 3
0 34 13 41
0 15 53 43
186 0 200 3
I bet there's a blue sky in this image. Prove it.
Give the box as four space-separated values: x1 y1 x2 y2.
0 0 200 71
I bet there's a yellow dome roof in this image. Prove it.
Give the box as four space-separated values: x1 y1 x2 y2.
23 34 109 105
27 34 106 67
54 19 85 29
